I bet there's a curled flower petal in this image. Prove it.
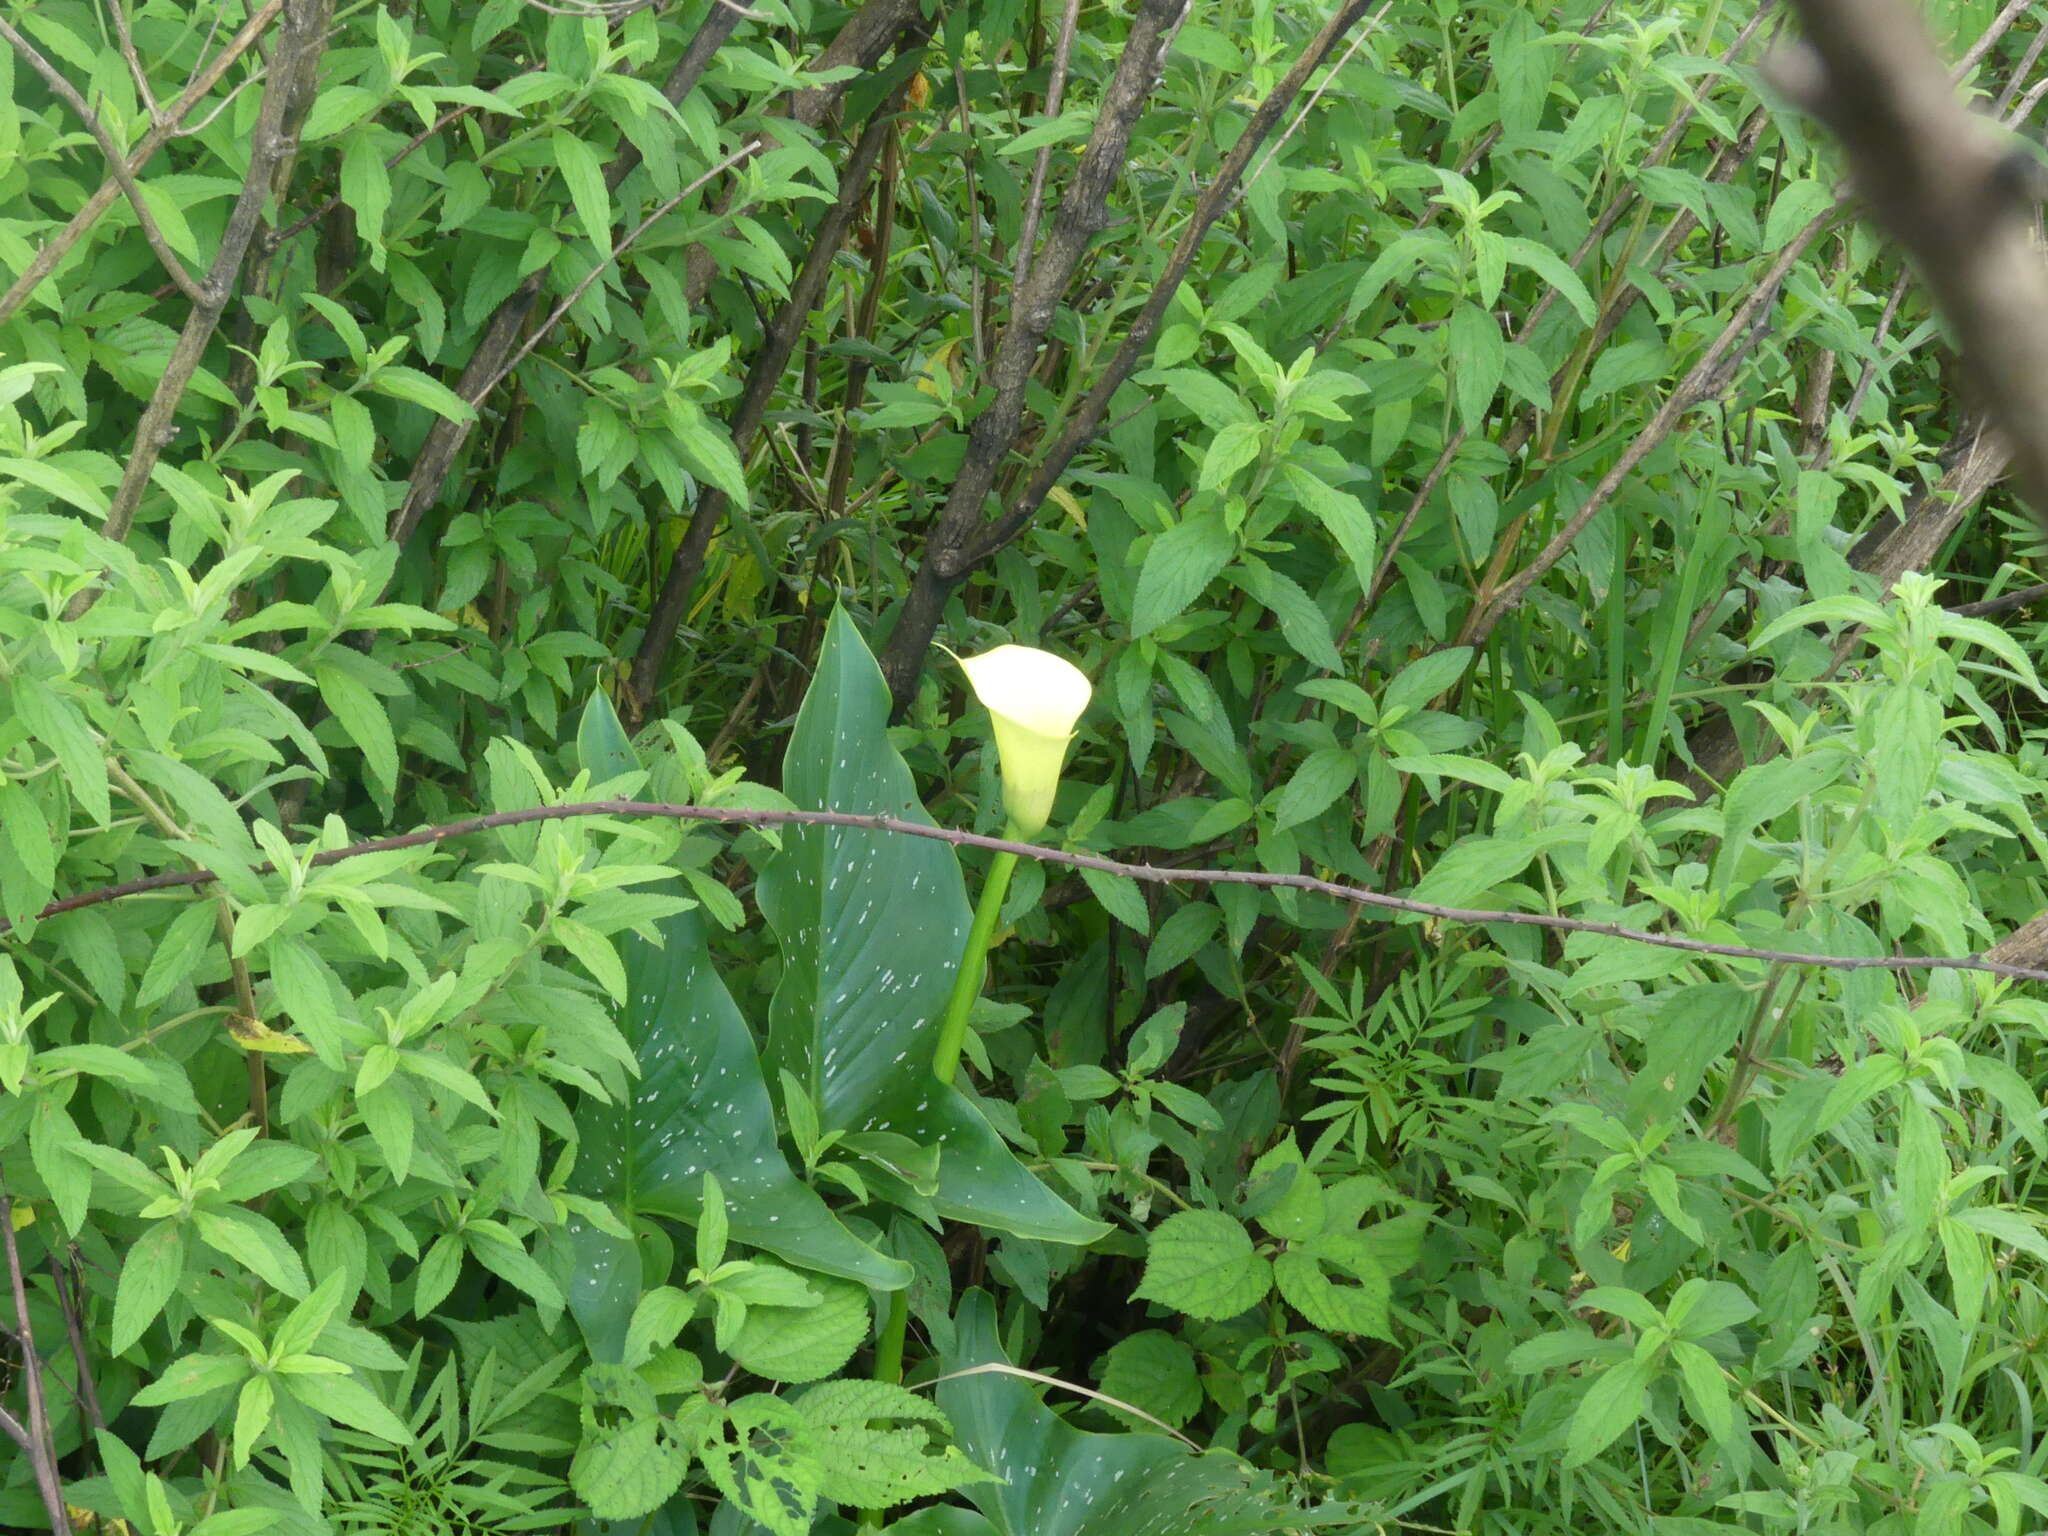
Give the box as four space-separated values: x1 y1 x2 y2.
955 644 1092 836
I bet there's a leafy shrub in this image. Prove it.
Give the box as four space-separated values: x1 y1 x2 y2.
9 0 2048 1532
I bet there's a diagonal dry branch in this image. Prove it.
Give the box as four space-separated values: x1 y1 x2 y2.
0 15 206 304
625 63 925 717
66 0 332 584
876 0 1392 711
388 0 921 546
1775 0 2048 515
869 0 1194 709
0 0 283 325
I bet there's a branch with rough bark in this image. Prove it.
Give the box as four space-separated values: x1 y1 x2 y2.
0 15 206 304
65 0 330 603
0 0 282 325
1774 0 2048 516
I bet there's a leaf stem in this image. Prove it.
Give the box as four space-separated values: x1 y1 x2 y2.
933 844 1020 1085
858 1288 912 1530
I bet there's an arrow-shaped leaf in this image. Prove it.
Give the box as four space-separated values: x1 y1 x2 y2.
756 610 1105 1246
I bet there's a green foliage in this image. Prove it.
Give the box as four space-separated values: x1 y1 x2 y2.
10 0 2048 1531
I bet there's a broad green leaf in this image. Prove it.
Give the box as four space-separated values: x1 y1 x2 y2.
552 131 612 249
1095 1330 1203 1430
572 1413 687 1521
1449 303 1504 432
112 1223 186 1354
796 1378 995 1509
1268 748 1356 831
1273 1236 1391 1338
1131 510 1234 636
1562 1357 1655 1468
1764 177 1837 251
192 1208 309 1297
1078 866 1150 934
291 1371 413 1443
1407 834 1544 908
572 907 910 1290
339 134 391 261
1230 561 1344 671
1280 465 1378 594
1499 235 1598 324
315 662 399 800
731 1275 870 1383
1134 1210 1270 1320
1670 1339 1736 1444
757 609 1107 1246
14 677 110 825
938 1292 1358 1536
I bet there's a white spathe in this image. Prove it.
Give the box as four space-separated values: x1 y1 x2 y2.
956 643 1092 836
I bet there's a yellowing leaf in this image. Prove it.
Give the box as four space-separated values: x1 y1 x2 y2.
225 1015 313 1054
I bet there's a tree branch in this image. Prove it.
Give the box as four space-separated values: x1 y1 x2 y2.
1775 0 2048 517
877 0 1394 711
65 0 331 586
0 14 206 303
626 65 924 716
388 0 910 547
875 0 1195 709
0 0 282 325
15 799 2048 985
0 1193 68 1535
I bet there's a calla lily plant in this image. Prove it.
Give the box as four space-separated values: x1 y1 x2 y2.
932 642 1092 1086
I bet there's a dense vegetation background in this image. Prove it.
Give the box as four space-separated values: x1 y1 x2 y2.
8 0 2048 1530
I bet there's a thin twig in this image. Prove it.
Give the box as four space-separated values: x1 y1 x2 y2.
47 1253 104 1433
0 0 283 324
1945 578 2048 617
880 0 1372 707
1776 0 2048 518
0 13 206 302
627 73 922 715
1456 209 1831 651
109 0 163 127
0 1193 68 1534
17 799 2048 984
479 143 760 402
1012 0 1083 295
66 0 331 582
272 105 476 245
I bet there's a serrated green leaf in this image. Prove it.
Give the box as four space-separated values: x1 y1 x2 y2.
1135 1210 1270 1321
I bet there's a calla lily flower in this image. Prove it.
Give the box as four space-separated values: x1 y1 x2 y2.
955 643 1091 837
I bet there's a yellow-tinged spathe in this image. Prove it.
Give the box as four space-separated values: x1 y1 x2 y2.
956 643 1091 837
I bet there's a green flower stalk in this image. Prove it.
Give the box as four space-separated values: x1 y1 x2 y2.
932 644 1092 1086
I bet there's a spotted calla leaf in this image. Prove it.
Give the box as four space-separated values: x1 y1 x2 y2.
573 906 911 1293
934 1291 1360 1536
756 609 1105 1246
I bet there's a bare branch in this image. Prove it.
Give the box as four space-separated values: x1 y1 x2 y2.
65 0 331 588
17 799 2048 986
0 0 282 325
1776 0 2048 518
390 0 908 547
0 13 206 303
1012 0 1083 295
1455 206 1834 651
0 1193 68 1534
1947 577 2048 617
627 74 922 716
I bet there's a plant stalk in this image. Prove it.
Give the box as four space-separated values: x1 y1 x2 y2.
933 846 1020 1085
